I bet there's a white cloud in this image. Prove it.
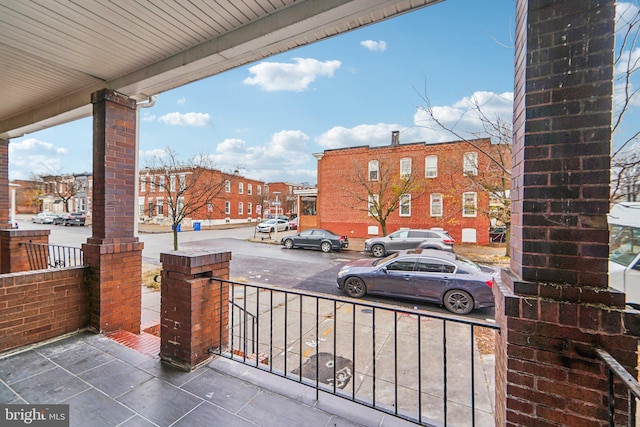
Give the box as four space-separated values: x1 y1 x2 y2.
360 40 387 52
139 148 168 159
316 91 514 149
243 58 341 92
158 112 211 127
141 113 156 122
177 96 186 105
203 131 314 182
8 138 69 180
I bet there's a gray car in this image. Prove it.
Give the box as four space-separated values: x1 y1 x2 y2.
337 249 495 314
364 229 454 257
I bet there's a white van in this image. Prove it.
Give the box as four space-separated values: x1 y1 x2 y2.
608 202 640 308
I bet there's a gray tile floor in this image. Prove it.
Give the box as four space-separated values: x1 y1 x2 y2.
0 332 417 427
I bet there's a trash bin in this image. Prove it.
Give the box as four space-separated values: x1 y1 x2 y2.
172 223 181 232
193 222 201 231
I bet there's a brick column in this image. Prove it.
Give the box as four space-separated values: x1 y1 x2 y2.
0 139 11 229
0 229 50 273
83 89 143 333
159 251 231 371
494 1 640 425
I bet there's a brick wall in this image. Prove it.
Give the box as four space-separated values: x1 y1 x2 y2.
0 267 88 352
0 229 50 274
317 138 508 244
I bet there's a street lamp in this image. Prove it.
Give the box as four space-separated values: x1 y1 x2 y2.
273 191 281 243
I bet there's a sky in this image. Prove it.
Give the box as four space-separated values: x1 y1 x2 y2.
9 0 637 185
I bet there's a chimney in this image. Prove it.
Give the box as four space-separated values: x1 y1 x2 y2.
391 130 400 145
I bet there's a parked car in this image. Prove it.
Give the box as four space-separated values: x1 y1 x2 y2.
281 228 349 253
31 212 57 224
256 218 290 233
289 217 299 230
63 212 86 226
364 229 455 257
336 249 495 314
52 214 67 225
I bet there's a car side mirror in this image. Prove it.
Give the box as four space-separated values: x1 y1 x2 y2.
380 267 388 274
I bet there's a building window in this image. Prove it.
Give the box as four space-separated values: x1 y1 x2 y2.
150 176 155 192
238 202 243 215
425 156 438 178
400 194 411 216
400 158 412 178
463 152 478 176
257 185 262 196
368 194 379 216
140 176 146 192
368 160 379 181
239 182 244 194
225 201 230 215
248 202 252 215
462 192 477 217
156 198 164 216
169 175 176 192
225 180 231 193
158 176 165 191
430 193 443 217
248 184 253 195
179 174 186 191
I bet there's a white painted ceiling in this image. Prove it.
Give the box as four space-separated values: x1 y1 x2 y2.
0 0 441 139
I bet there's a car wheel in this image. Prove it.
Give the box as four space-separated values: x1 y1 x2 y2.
320 241 332 253
285 226 289 231
443 290 474 315
371 244 386 257
284 239 294 249
344 277 367 298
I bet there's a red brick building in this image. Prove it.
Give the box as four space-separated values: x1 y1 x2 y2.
139 167 265 226
264 181 315 218
314 134 510 245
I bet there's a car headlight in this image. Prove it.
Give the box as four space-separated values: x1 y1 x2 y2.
337 269 349 278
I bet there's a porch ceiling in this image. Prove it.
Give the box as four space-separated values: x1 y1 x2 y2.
0 0 441 139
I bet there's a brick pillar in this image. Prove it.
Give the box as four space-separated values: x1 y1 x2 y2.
0 139 10 229
82 89 143 333
494 1 640 425
0 229 50 273
159 251 231 371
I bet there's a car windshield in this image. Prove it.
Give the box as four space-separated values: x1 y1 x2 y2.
374 252 399 266
610 225 640 267
455 255 482 272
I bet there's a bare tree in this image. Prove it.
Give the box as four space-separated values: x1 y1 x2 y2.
36 170 80 212
338 156 426 236
612 1 640 202
142 147 227 250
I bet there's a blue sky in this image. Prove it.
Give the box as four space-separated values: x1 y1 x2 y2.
8 1 522 183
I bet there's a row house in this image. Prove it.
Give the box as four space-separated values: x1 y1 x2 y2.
10 173 92 216
139 167 266 226
264 181 315 218
314 133 511 245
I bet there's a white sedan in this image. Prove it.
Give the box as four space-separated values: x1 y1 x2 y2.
256 218 290 233
32 212 58 224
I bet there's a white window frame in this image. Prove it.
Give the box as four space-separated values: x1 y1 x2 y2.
368 160 379 181
430 193 443 217
400 157 412 178
156 197 164 216
158 175 165 191
463 152 478 176
462 192 478 217
238 202 243 215
248 202 252 215
179 174 186 191
257 185 262 196
368 194 379 216
224 201 230 215
248 184 253 195
238 182 244 194
225 180 231 193
150 176 155 192
425 155 438 178
169 175 176 192
399 194 411 216
140 176 146 192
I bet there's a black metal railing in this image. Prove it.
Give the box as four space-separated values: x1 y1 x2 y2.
209 278 500 426
596 347 640 427
21 242 84 270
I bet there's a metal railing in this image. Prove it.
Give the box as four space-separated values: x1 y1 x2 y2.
596 347 640 427
21 242 84 270
209 278 500 426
